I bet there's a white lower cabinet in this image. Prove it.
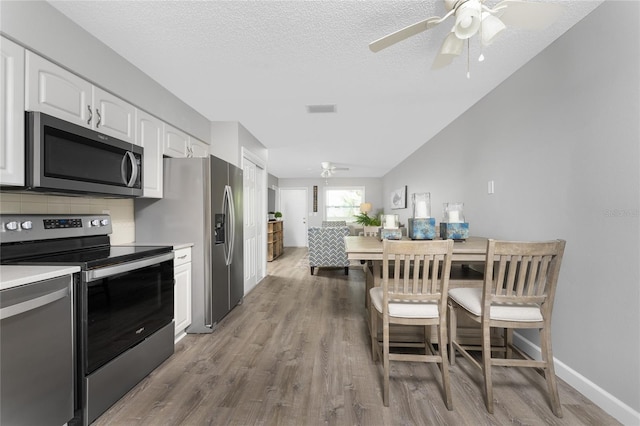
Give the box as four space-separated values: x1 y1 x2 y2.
173 247 192 341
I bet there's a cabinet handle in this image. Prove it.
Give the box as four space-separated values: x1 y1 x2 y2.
87 105 92 125
96 109 102 127
177 255 188 260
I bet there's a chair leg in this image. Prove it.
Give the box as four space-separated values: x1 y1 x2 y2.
448 301 457 366
482 322 494 414
310 266 314 275
370 306 378 361
505 328 513 359
438 323 453 410
383 317 390 407
345 266 349 275
541 326 563 417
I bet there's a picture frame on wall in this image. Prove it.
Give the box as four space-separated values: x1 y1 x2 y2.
390 186 407 209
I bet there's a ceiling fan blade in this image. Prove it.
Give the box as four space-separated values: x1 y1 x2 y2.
431 52 458 70
369 10 455 53
332 167 349 171
431 29 463 70
492 0 563 30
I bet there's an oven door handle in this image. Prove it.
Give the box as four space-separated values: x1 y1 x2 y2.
84 252 174 282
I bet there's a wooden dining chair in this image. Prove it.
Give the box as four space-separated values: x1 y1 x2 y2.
448 239 566 417
362 226 380 237
370 239 454 409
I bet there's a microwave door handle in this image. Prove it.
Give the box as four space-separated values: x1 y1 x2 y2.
121 151 139 187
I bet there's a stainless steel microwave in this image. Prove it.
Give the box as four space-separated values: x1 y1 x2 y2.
15 112 143 197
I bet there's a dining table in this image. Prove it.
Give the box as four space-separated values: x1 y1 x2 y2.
344 235 500 347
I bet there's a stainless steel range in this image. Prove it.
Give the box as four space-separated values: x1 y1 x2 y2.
0 214 175 425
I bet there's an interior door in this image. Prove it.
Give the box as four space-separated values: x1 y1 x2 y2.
280 188 308 247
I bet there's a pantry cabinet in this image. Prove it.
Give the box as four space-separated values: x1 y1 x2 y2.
0 37 25 186
135 110 164 198
25 51 135 143
173 247 192 341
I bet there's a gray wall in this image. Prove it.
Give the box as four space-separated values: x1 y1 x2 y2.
279 177 383 228
383 1 639 415
0 1 211 142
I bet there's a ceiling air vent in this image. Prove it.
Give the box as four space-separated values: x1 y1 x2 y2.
306 104 337 114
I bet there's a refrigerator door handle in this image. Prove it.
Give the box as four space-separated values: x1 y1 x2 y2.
223 185 234 266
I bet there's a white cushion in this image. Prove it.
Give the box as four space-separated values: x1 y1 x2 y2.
448 288 543 322
370 287 439 319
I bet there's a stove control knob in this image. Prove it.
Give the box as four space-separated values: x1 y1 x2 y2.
5 221 19 231
21 221 33 230
100 219 109 226
91 219 101 227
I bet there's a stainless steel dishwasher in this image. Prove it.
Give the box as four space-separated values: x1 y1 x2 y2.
0 274 75 426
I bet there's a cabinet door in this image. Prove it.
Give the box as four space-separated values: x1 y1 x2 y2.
92 86 135 143
189 137 209 158
164 124 189 158
174 262 192 339
25 51 92 127
136 110 163 198
0 37 25 186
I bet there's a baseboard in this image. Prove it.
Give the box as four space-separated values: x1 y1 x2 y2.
513 332 640 425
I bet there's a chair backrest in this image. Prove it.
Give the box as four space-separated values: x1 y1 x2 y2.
484 239 566 319
322 220 347 227
382 239 454 310
308 226 350 267
362 226 380 237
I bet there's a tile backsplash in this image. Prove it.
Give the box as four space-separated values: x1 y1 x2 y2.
0 192 135 244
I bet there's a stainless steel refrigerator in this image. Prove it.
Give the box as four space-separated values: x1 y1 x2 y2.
135 155 243 333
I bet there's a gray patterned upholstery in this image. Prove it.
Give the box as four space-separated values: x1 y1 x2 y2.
308 226 350 275
322 220 347 227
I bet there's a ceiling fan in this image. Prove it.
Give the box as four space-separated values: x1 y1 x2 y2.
369 0 563 74
320 161 349 178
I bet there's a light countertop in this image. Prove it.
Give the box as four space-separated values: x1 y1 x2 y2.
0 265 80 291
122 242 194 250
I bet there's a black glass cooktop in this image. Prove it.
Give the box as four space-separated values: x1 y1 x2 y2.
25 245 172 269
2 235 172 270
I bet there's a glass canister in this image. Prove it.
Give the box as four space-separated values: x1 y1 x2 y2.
412 193 431 219
443 202 465 223
381 214 399 229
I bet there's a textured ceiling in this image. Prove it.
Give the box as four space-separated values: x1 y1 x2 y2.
48 0 603 179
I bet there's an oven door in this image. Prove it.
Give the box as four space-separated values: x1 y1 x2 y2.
82 252 174 374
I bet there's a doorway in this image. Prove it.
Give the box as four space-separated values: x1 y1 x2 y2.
280 188 308 247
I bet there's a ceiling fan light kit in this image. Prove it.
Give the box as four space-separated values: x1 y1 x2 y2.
370 0 563 76
453 0 483 39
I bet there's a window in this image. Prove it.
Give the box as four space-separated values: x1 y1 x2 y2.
324 187 365 222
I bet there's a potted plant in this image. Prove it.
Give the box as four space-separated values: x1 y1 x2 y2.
353 212 381 226
274 211 283 221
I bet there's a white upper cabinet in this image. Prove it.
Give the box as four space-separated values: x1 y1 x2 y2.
164 124 190 158
25 51 135 143
92 86 136 143
136 110 164 198
25 51 92 127
0 37 25 186
189 137 209 158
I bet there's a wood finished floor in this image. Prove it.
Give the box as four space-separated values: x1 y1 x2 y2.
94 247 619 426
